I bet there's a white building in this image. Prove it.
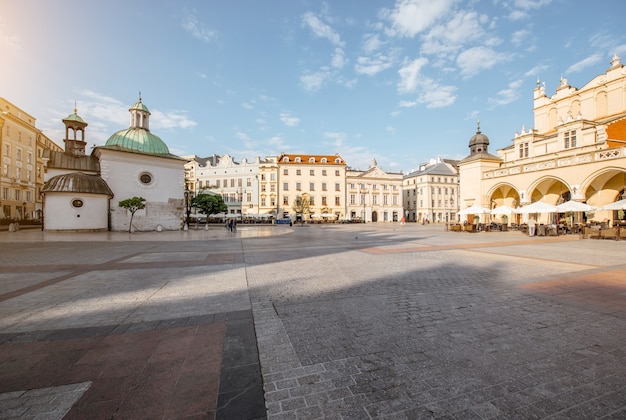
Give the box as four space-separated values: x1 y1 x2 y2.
185 154 261 217
42 97 186 232
346 159 403 223
403 158 460 223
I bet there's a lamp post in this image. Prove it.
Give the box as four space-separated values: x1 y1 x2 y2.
184 189 194 230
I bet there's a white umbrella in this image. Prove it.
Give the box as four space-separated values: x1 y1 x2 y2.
459 205 492 215
555 200 597 212
602 198 626 210
515 201 557 214
490 205 516 215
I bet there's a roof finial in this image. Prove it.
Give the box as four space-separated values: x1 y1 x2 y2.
138 91 142 102
476 120 481 133
74 100 77 114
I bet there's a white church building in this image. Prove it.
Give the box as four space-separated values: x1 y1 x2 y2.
42 97 186 232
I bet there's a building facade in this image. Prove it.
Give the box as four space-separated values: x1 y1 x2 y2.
0 97 62 222
403 158 459 223
276 153 346 221
42 97 186 232
185 154 260 217
459 55 626 225
346 159 403 223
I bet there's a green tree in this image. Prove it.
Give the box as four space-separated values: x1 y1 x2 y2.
292 194 311 224
192 193 227 216
118 197 146 233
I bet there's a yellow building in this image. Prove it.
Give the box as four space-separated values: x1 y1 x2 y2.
0 97 62 222
459 55 626 226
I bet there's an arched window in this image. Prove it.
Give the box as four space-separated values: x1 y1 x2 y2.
295 157 301 162
321 158 327 163
309 157 315 163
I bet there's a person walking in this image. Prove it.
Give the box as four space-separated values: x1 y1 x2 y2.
528 217 536 236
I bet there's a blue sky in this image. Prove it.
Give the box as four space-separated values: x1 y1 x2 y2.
2 0 625 173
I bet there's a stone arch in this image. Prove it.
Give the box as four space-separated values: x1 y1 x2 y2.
525 176 572 205
579 166 626 207
486 183 521 208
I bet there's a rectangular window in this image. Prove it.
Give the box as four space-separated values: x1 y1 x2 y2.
309 196 315 205
270 173 276 181
322 183 327 191
261 198 266 206
564 131 577 149
238 178 242 187
2 187 8 200
283 169 288 175
16 149 22 162
2 164 8 177
383 195 388 205
335 196 340 205
270 197 275 206
296 182 301 191
310 169 314 176
296 169 301 176
309 182 315 191
15 189 21 201
270 184 276 192
350 194 355 205
322 170 327 176
335 170 340 176
261 184 266 192
373 195 378 205
283 182 288 191
335 183 340 191
4 144 9 156
246 192 252 202
283 196 289 205
216 180 220 188
322 196 327 206
261 174 266 181
27 152 32 164
247 177 252 187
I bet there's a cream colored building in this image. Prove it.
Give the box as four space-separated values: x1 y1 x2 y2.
346 159 403 223
276 153 346 221
0 97 62 222
403 158 459 223
459 55 626 225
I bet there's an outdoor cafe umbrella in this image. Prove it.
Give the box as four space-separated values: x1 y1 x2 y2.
602 198 626 210
515 201 557 214
490 205 516 215
459 205 492 215
555 200 597 212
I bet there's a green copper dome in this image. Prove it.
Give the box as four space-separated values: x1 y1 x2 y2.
105 128 170 154
103 97 170 155
63 112 86 124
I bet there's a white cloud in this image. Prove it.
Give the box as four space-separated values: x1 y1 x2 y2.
381 0 457 38
456 46 507 78
421 11 486 56
565 54 603 74
418 83 457 108
355 50 398 76
331 48 346 69
241 101 255 110
362 33 384 53
397 57 429 94
324 131 347 146
300 70 332 91
280 112 300 127
182 12 217 43
488 79 523 108
150 109 197 130
302 12 344 46
511 29 530 47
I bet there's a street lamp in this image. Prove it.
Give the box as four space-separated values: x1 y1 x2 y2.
184 189 194 230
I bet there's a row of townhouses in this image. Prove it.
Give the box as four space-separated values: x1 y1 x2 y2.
2 55 626 231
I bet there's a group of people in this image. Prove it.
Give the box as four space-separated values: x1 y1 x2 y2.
226 218 237 232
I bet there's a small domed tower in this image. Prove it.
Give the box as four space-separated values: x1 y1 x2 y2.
62 105 88 157
468 120 490 156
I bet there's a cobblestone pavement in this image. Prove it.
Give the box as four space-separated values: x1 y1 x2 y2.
1 224 626 419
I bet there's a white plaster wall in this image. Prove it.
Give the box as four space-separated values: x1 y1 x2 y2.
97 149 185 231
44 194 108 231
